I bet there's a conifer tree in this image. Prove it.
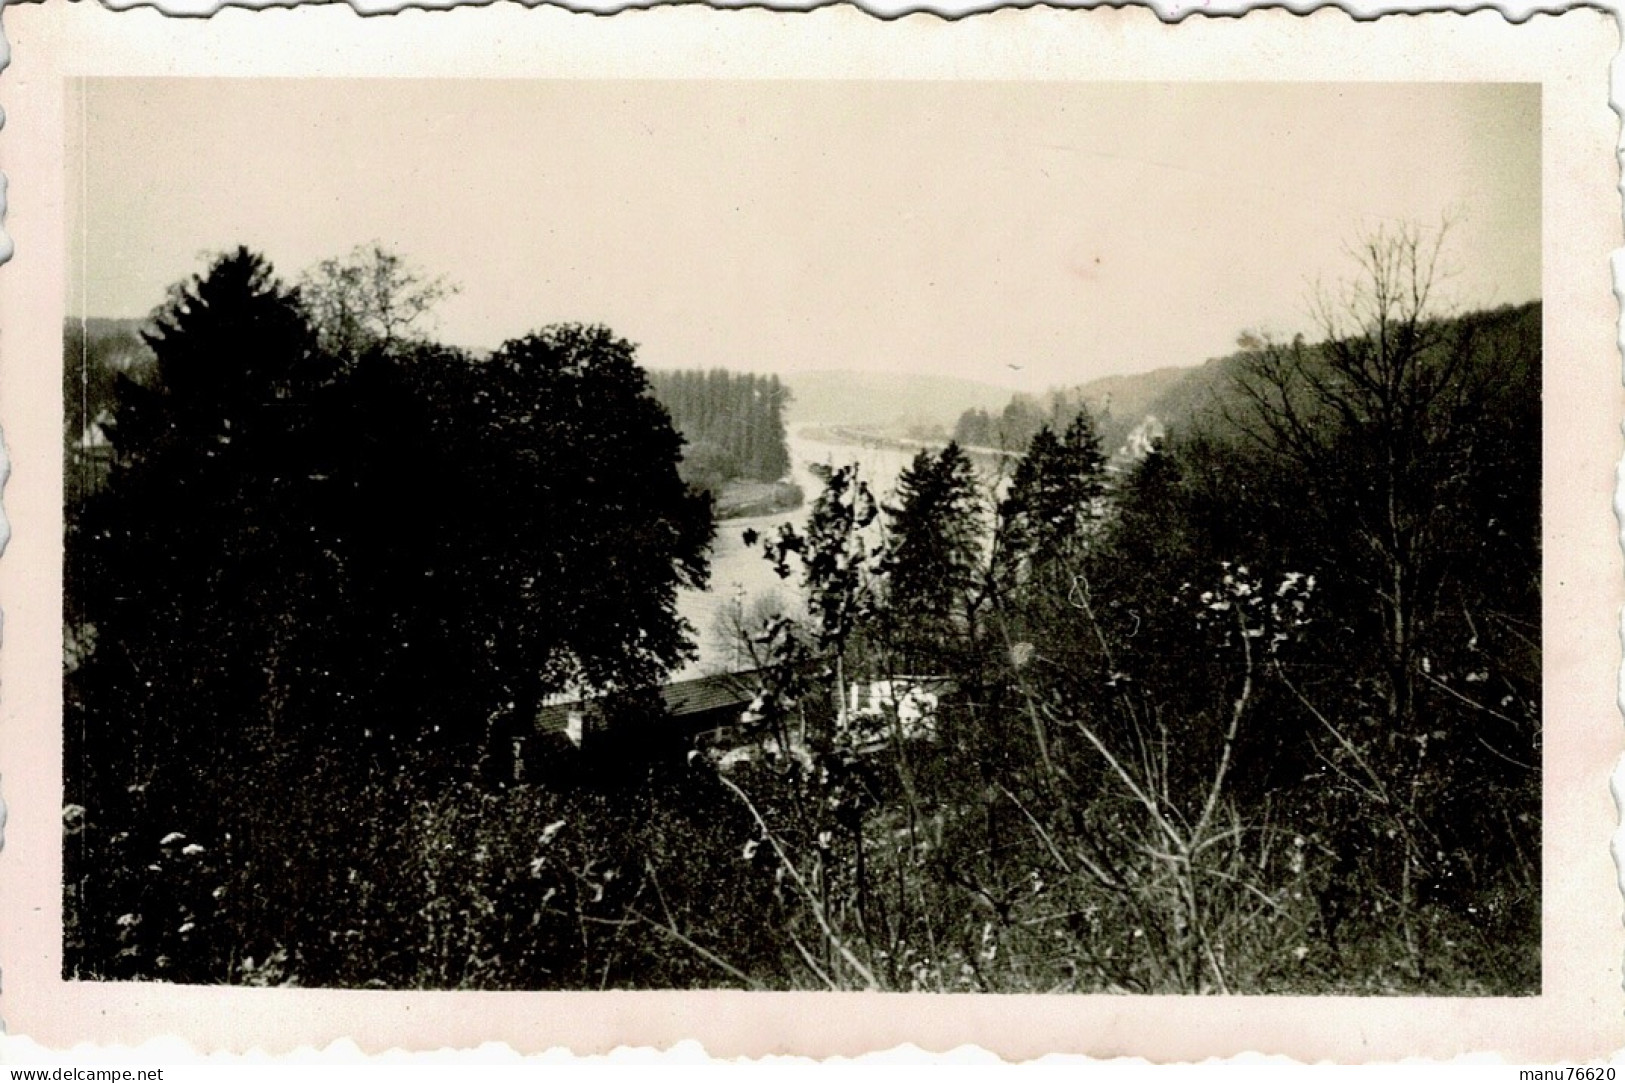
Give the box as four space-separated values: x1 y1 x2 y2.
881 442 984 669
992 409 1107 604
68 249 330 812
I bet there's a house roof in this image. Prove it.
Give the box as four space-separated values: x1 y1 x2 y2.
659 668 764 717
535 668 768 734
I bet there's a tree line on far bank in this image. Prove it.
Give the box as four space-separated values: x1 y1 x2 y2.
646 369 793 503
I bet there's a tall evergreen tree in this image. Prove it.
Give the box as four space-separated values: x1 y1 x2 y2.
62 250 351 980
67 249 331 815
881 442 984 669
992 410 1107 604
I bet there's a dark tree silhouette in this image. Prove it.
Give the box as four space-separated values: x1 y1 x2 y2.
1227 226 1541 974
64 252 718 982
67 248 330 813
63 249 344 980
992 411 1107 607
430 325 716 771
881 442 984 670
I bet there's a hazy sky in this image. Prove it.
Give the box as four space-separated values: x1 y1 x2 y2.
69 79 1539 392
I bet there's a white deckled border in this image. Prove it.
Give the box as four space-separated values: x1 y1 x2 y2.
0 2 1617 1061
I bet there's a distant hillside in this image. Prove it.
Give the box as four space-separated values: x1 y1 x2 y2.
954 365 1205 457
1072 367 1190 430
953 300 1543 460
1138 301 1541 445
1061 366 1199 452
782 370 1018 434
1136 353 1250 440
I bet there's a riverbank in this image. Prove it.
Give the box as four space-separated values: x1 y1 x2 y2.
714 478 804 521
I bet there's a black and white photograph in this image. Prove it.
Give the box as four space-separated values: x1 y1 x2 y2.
2 0 1618 1064
53 73 1552 1000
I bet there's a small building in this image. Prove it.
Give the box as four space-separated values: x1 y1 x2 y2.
535 668 769 749
838 675 953 749
526 668 954 775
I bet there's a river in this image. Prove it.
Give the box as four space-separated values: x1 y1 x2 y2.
672 428 925 680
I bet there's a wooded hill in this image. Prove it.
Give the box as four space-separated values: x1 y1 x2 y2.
954 298 1540 460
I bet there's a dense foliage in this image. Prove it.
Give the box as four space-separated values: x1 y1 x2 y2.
64 248 715 981
63 319 147 448
880 443 985 671
953 396 1053 453
65 230 1539 994
646 369 792 496
728 282 1540 994
952 386 1125 456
